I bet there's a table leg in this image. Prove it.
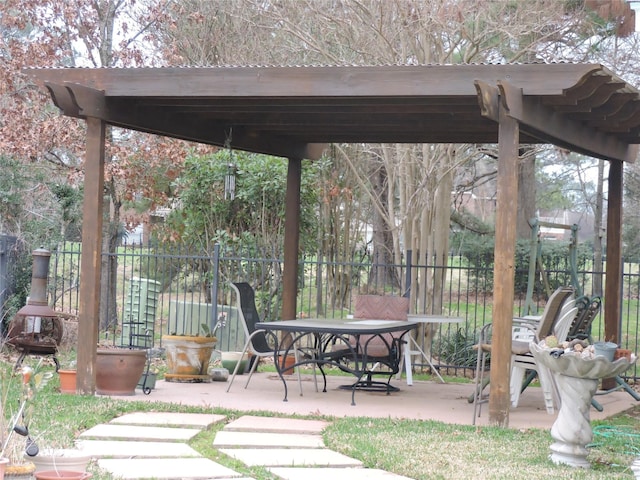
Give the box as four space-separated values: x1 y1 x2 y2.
404 344 413 386
408 336 446 383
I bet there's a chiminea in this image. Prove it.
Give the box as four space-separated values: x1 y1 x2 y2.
16 248 59 319
9 248 63 370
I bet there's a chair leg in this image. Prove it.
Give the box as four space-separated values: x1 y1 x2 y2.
226 339 253 393
536 365 557 414
294 348 304 397
243 350 261 389
510 362 526 408
472 344 490 424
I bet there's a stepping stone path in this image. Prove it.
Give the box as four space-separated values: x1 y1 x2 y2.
71 412 414 479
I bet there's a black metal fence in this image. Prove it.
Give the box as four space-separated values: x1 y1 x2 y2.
45 242 639 381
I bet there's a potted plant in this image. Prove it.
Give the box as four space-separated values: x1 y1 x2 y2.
162 322 220 382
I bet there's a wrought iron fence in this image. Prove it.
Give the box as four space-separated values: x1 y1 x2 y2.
46 241 639 381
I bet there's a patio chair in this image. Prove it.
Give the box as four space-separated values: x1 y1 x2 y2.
471 286 575 423
326 294 410 393
225 282 302 394
566 295 601 341
565 295 640 409
509 290 577 413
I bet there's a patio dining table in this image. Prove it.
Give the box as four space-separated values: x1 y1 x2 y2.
255 317 419 405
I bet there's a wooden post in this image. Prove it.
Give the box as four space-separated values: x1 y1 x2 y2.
282 157 302 321
77 117 105 394
489 105 520 427
603 160 623 390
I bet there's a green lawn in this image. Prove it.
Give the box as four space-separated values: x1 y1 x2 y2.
1 359 639 480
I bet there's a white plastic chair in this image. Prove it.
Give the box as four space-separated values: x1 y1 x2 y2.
509 291 577 414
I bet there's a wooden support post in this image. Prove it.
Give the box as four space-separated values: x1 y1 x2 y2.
489 104 520 427
282 157 302 322
77 117 105 394
603 160 623 390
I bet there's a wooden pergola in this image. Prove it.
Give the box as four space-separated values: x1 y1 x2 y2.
26 63 640 426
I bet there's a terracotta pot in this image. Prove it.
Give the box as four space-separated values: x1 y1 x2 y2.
95 348 147 395
0 457 8 480
58 370 77 394
162 335 216 382
282 354 296 374
34 471 91 479
614 348 632 361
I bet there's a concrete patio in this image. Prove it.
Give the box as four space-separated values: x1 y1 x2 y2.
116 370 639 429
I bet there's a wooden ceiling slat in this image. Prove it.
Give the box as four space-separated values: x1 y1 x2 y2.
26 64 640 162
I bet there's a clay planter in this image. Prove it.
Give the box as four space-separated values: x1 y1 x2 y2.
95 348 147 395
30 449 91 474
58 370 77 394
162 335 217 382
34 471 91 479
282 354 296 374
0 458 8 480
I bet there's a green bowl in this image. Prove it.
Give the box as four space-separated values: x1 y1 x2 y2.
222 359 248 374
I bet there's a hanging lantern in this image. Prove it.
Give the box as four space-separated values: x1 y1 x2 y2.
224 163 236 200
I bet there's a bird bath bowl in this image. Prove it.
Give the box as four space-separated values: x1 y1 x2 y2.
530 342 636 468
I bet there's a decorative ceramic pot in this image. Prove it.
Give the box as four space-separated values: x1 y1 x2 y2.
95 348 147 395
162 335 217 382
58 370 77 394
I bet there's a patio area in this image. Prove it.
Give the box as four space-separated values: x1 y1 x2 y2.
118 371 638 429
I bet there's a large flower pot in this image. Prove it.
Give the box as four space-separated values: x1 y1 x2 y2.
162 335 217 382
95 348 147 395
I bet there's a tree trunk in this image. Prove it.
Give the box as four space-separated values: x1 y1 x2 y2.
517 148 536 239
593 159 605 296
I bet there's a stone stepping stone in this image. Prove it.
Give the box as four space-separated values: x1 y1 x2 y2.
76 439 201 458
214 431 324 449
219 448 362 468
97 457 243 479
79 424 200 442
269 468 414 480
224 416 328 434
110 412 225 428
